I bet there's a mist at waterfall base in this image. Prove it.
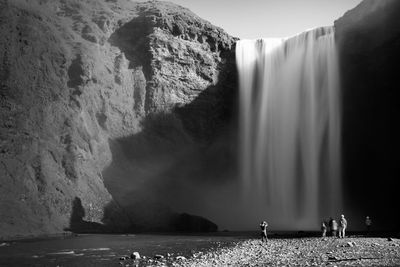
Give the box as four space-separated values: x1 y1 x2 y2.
104 27 344 232
235 27 341 230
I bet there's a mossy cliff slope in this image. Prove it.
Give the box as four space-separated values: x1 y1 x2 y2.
0 0 236 239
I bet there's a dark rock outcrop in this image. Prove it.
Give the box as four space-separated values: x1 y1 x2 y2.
172 213 218 232
0 0 236 239
335 0 400 229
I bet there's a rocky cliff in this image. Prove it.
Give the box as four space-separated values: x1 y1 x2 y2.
0 0 236 239
335 0 400 229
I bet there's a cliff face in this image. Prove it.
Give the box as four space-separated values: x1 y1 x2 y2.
4 0 398 238
0 0 236 238
335 0 400 229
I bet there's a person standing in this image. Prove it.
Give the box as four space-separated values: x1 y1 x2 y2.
339 214 348 238
260 221 268 243
321 221 327 237
331 219 338 237
365 216 372 235
328 217 333 235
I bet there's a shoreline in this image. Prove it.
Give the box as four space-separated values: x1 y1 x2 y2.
1 233 399 266
0 232 75 243
1 230 398 243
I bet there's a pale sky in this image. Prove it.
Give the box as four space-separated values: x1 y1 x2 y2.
141 0 363 39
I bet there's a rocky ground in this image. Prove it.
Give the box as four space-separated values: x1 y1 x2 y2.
125 236 400 266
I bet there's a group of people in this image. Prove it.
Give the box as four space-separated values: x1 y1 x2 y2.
260 215 373 243
321 215 347 238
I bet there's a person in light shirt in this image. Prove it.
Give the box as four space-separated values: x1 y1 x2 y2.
338 214 348 238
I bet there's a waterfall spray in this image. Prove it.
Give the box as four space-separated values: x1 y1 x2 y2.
236 27 341 229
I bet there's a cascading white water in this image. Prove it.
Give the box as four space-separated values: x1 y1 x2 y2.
236 27 341 229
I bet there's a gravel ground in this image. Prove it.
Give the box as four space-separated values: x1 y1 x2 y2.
137 236 400 266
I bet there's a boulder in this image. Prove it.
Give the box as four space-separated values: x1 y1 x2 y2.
130 252 140 260
154 254 164 260
345 241 356 247
171 213 218 232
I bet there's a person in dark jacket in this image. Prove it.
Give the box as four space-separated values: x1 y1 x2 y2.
321 221 327 237
260 221 268 243
365 216 372 235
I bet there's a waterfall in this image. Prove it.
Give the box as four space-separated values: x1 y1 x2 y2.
236 27 341 229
